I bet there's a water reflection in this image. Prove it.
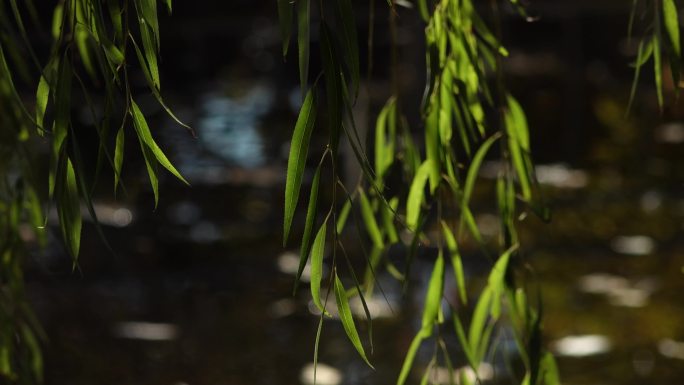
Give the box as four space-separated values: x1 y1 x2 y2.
552 335 612 357
114 321 178 341
199 84 273 168
300 362 342 385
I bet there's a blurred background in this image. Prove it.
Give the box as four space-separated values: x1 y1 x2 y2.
21 0 684 384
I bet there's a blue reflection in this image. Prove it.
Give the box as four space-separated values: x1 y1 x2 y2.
198 84 274 168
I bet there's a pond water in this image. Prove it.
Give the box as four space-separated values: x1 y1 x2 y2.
23 2 684 385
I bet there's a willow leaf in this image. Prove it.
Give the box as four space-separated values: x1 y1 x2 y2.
310 220 328 315
50 56 72 199
468 286 492 366
505 97 532 200
440 221 467 304
425 93 442 192
297 0 310 91
663 0 680 57
284 89 316 245
406 159 435 231
58 158 82 258
487 245 517 319
334 274 374 368
381 196 399 243
336 195 354 233
461 133 500 224
114 127 125 193
36 68 50 132
421 252 444 333
358 188 384 249
397 329 429 385
654 17 664 109
130 100 188 185
129 36 194 135
540 352 561 385
294 164 321 294
453 314 476 370
137 12 160 89
277 0 293 56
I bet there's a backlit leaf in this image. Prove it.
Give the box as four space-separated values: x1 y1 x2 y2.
284 89 316 245
358 188 384 249
334 273 374 368
440 221 467 304
310 220 328 315
294 164 321 294
421 252 444 333
406 159 435 231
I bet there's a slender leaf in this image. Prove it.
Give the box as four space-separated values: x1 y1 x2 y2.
130 100 188 184
284 89 316 245
277 0 293 56
334 274 374 368
297 0 310 91
57 158 82 258
358 188 384 248
406 159 435 230
663 0 680 57
310 220 328 315
114 127 125 193
421 252 444 333
294 164 321 294
397 329 429 385
440 221 467 304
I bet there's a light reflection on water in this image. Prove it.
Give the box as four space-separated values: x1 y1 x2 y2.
198 84 273 168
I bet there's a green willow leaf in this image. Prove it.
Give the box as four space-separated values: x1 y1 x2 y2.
336 195 353 233
381 196 399 243
284 88 316 245
425 93 442 193
35 67 51 132
129 36 194 135
468 286 492 367
421 252 444 334
627 38 653 114
310 220 328 315
505 96 532 200
114 127 125 193
487 245 517 319
294 164 321 294
334 273 374 368
50 56 72 199
461 133 501 225
440 221 467 304
453 313 476 370
397 329 429 385
130 100 188 185
297 0 310 91
277 0 293 56
540 351 560 385
358 188 384 249
406 159 435 231
57 158 82 258
663 0 680 57
654 16 664 109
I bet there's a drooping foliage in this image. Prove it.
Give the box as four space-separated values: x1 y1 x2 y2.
0 0 187 382
279 1 680 384
0 0 677 383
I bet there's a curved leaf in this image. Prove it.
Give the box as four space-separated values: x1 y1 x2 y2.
334 273 374 368
406 159 435 230
284 89 316 245
310 220 328 315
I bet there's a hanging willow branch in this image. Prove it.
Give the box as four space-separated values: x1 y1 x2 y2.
0 0 188 382
279 0 558 384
